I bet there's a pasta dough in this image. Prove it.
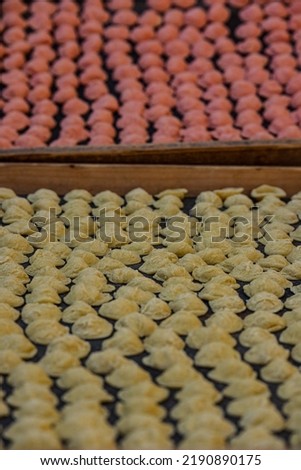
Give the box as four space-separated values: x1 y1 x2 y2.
71 314 113 340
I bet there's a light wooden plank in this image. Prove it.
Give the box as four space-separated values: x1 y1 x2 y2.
0 163 301 196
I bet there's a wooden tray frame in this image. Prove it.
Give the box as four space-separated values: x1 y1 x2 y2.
1 140 301 165
1 162 301 196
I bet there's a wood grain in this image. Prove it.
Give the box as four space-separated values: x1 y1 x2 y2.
1 163 301 196
1 140 301 165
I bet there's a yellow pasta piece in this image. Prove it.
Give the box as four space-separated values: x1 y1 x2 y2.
208 359 255 383
261 358 297 383
143 346 192 370
0 303 20 321
99 298 139 320
118 381 169 403
0 334 37 358
106 362 150 388
103 328 144 355
246 292 283 312
8 362 52 387
244 311 286 331
40 350 80 377
0 350 22 374
47 334 90 359
115 313 156 337
57 366 103 389
187 325 236 349
239 327 277 347
86 349 127 375
195 341 240 368
26 319 68 345
71 314 113 340
279 323 301 345
223 379 269 399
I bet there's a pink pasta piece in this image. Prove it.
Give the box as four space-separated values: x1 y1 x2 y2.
136 40 163 55
3 52 25 69
3 1 26 14
179 26 202 45
177 97 205 114
218 53 243 70
155 115 181 129
104 25 130 40
207 4 230 22
274 68 297 86
265 2 287 17
50 138 77 147
3 98 29 114
59 41 81 59
265 95 290 108
209 111 233 128
104 39 131 55
63 98 89 116
113 64 142 81
269 117 295 135
212 126 241 141
229 0 251 7
184 7 206 28
53 87 77 104
139 10 162 27
25 58 49 76
146 82 171 96
30 114 56 129
82 35 103 53
130 25 154 42
266 42 293 56
188 58 212 77
157 24 179 43
89 136 114 146
80 66 107 84
7 39 31 55
239 4 263 22
32 45 55 63
236 110 262 128
121 89 148 103
28 85 51 104
120 101 144 115
236 22 261 39
245 53 268 69
183 111 207 127
113 9 137 25
237 38 261 54
230 80 256 100
28 13 52 31
207 98 232 113
262 17 287 32
84 80 108 101
264 105 290 122
203 84 228 100
164 9 184 27
270 54 297 70
236 95 262 112
173 0 199 9
119 124 147 138
259 80 282 98
241 123 266 139
152 133 178 143
120 133 147 144
176 83 202 99
56 74 79 89
205 22 229 40
181 126 211 142
116 78 143 93
164 39 189 57
15 134 44 148
78 53 102 70
139 53 163 69
61 126 89 142
52 58 76 76
223 66 245 83
264 30 290 44
192 39 215 58
199 70 223 88
0 126 18 141
28 30 53 46
2 83 29 100
143 67 169 83
3 26 25 45
27 125 51 142
2 70 27 85
33 100 58 116
144 105 170 122
286 74 301 95
3 12 26 28
166 56 187 75
150 93 175 107
30 1 55 14
106 52 131 69
252 131 274 141
288 15 301 31
291 91 301 109
148 0 172 12
92 95 119 112
79 20 103 37
53 10 80 27
215 37 235 54
88 109 113 126
117 115 148 129
0 138 13 149
246 67 269 85
172 71 198 88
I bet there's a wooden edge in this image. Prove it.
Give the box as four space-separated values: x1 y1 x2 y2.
1 163 301 196
1 140 301 165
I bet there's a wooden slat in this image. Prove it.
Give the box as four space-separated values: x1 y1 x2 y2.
1 163 301 195
1 140 301 165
